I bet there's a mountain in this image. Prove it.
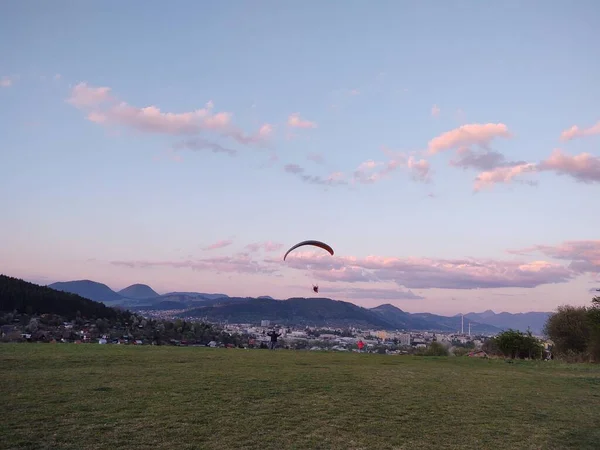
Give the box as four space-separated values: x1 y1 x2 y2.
410 312 500 334
370 305 501 334
48 280 123 303
179 297 397 329
369 304 433 330
118 284 159 300
464 311 551 335
42 278 550 333
0 274 126 320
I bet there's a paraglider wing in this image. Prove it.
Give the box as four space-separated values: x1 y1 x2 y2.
283 240 334 261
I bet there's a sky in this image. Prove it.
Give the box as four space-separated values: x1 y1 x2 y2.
1 1 599 315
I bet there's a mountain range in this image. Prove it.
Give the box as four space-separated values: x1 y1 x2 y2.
46 279 553 334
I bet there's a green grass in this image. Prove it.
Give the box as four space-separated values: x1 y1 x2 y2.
1 344 600 450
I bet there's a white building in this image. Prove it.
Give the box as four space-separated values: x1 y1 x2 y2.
398 333 411 346
260 320 271 327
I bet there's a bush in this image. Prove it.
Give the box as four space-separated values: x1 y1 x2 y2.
415 342 449 357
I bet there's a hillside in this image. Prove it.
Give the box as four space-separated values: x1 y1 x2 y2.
0 274 126 320
371 305 501 334
48 280 123 303
118 284 159 299
464 310 551 335
369 304 435 330
179 297 396 329
409 312 500 334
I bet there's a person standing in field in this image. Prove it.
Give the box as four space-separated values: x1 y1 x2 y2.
267 328 281 350
357 340 365 352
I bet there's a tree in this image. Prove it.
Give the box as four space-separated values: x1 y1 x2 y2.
543 305 590 356
494 329 543 360
587 296 600 362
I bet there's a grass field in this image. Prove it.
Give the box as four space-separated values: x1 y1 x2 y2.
1 344 600 450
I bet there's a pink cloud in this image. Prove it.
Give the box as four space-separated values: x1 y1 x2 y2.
287 113 317 129
473 162 538 191
537 149 600 184
273 251 576 289
353 151 430 184
1 76 16 88
312 286 424 301
407 156 431 182
67 82 112 108
428 123 511 155
67 83 270 146
245 241 284 253
471 149 600 191
559 121 600 141
431 104 440 117
112 254 276 275
507 240 600 274
202 240 233 251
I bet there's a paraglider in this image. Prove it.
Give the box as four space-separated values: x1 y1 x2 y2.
283 240 334 261
283 240 334 294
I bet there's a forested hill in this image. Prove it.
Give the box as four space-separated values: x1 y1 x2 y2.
179 297 396 329
0 274 128 320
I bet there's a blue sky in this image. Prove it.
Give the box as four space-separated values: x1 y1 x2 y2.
1 1 599 314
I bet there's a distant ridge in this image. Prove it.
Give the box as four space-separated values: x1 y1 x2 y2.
45 278 552 333
48 280 123 303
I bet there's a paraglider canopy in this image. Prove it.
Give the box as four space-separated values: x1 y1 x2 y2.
283 240 334 261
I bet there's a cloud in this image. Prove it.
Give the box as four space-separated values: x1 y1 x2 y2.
353 150 431 184
273 251 576 290
450 147 526 171
112 254 276 275
473 162 538 191
428 123 511 155
287 113 317 129
307 152 324 164
320 286 425 301
537 149 600 184
507 240 600 274
471 149 600 191
245 241 284 253
1 76 16 88
67 82 270 146
67 82 112 108
202 240 233 251
560 121 600 141
172 138 237 156
431 104 440 117
284 164 347 186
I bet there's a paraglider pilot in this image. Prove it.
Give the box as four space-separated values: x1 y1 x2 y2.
266 328 281 350
313 285 319 294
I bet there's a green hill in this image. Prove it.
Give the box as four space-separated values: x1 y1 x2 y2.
180 297 396 328
0 274 127 320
